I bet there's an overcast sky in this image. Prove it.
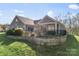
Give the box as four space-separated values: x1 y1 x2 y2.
0 3 79 24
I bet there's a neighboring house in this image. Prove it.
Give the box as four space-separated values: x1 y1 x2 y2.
9 15 66 36
0 25 4 32
4 24 10 31
0 24 10 32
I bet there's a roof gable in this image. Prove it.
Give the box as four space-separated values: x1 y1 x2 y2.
38 15 56 23
34 19 41 24
15 15 34 25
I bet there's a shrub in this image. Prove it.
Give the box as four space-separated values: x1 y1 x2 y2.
30 33 35 37
14 29 23 36
6 29 14 35
46 31 56 35
6 28 23 36
23 31 29 36
59 30 66 36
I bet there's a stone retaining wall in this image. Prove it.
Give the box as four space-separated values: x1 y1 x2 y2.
6 35 67 46
32 36 66 45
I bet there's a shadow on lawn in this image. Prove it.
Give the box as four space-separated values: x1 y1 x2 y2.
62 34 79 56
0 34 16 45
65 34 79 48
1 33 79 56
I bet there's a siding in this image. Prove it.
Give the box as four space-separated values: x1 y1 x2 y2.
10 17 25 30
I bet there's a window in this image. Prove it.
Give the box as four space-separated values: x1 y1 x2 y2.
16 19 18 22
47 24 55 31
28 27 34 32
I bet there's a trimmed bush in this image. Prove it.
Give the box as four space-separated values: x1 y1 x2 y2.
23 31 29 36
6 29 15 35
6 28 23 36
14 29 23 36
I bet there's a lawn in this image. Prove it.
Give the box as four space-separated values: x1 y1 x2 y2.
0 32 36 56
0 32 79 56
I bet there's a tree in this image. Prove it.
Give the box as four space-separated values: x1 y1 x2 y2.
1 25 6 31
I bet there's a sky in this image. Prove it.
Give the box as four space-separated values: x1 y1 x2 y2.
0 3 79 24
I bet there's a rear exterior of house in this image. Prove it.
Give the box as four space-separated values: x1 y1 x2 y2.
34 15 66 36
9 15 66 36
10 16 34 32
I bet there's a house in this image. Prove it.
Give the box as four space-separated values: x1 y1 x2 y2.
0 24 9 32
10 15 34 32
9 15 66 36
3 24 10 31
34 15 66 36
0 25 3 32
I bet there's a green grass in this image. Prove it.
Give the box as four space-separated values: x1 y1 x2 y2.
0 32 36 56
0 32 79 55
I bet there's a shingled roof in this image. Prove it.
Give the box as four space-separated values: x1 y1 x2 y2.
36 15 64 25
38 15 56 23
15 15 34 25
13 15 64 27
34 19 41 24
